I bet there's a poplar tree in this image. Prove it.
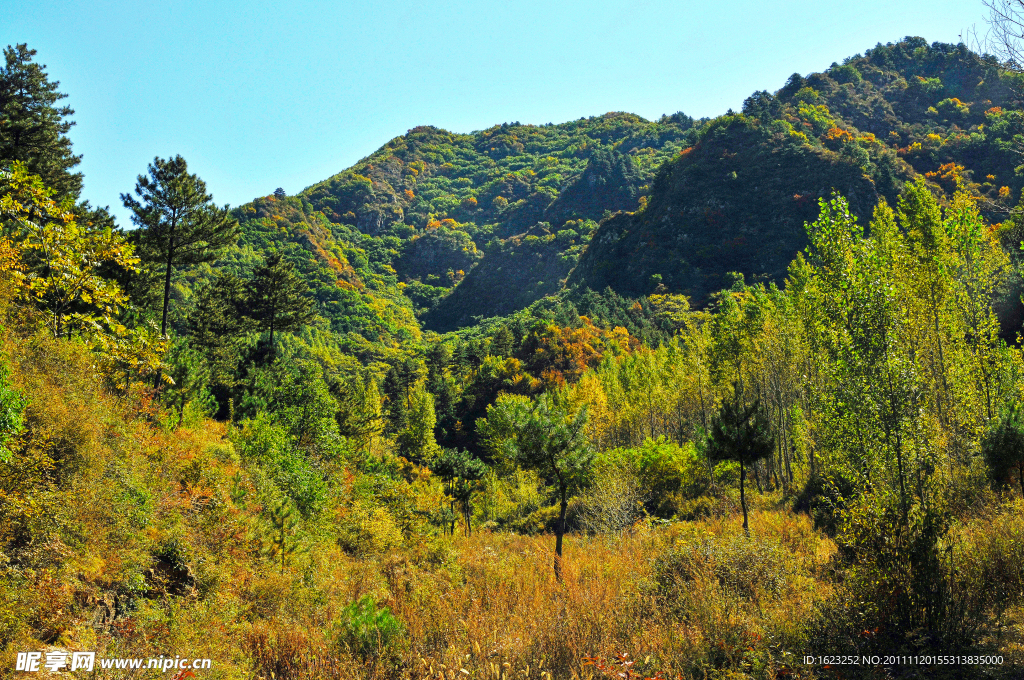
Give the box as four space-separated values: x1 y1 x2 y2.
0 44 82 199
121 155 238 337
246 252 315 358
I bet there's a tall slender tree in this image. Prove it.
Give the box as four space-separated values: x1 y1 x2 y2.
0 44 82 199
121 155 238 337
246 252 315 359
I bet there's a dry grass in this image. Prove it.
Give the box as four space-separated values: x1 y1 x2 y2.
1 328 1019 679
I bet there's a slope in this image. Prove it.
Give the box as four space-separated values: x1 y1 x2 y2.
572 38 1024 304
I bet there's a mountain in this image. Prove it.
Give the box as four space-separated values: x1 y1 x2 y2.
218 115 698 340
225 37 1024 341
572 39 1024 303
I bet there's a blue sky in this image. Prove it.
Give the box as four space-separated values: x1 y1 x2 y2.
2 0 986 225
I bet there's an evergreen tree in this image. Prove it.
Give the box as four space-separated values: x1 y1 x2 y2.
162 337 213 428
186 271 250 403
262 500 303 575
431 448 488 536
479 393 593 580
705 386 774 534
0 44 82 199
246 252 315 358
382 357 420 435
121 155 239 337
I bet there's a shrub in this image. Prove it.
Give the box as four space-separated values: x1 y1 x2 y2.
233 414 327 517
655 533 791 604
578 458 648 536
335 596 406 663
336 502 404 557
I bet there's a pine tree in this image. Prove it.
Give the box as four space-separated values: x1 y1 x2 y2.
0 44 82 199
479 393 593 580
431 448 488 536
121 155 238 337
186 271 250 403
262 501 302 575
982 404 1024 498
246 252 315 359
705 385 775 534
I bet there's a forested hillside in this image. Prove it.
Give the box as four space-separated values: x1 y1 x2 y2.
575 39 1024 302
4 36 1024 680
215 40 1024 339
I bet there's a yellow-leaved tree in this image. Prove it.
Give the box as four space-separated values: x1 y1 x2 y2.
0 162 166 388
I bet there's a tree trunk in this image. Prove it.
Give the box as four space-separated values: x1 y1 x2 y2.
1019 461 1023 500
740 461 749 535
161 244 174 337
154 241 175 390
554 488 568 582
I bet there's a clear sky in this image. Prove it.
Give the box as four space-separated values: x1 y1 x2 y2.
2 0 989 226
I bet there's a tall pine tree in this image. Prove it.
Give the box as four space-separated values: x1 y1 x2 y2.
0 44 82 199
121 155 238 336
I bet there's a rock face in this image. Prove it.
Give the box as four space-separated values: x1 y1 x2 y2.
145 555 198 598
86 556 197 632
88 591 124 632
570 115 903 304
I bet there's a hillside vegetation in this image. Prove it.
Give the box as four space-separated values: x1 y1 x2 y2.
3 36 1024 680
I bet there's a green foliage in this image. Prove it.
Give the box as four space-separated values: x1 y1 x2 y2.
185 271 251 407
261 500 304 574
7 36 1024 674
2 163 140 338
595 437 705 519
0 44 81 199
706 388 775 532
161 337 214 428
233 412 328 517
431 447 488 535
479 392 592 578
0 361 24 463
981 404 1024 496
122 154 239 335
336 596 406 663
246 251 316 356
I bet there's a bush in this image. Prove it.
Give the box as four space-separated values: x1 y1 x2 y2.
598 437 706 518
656 533 791 604
335 596 406 663
233 414 327 517
336 502 404 557
579 457 648 536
